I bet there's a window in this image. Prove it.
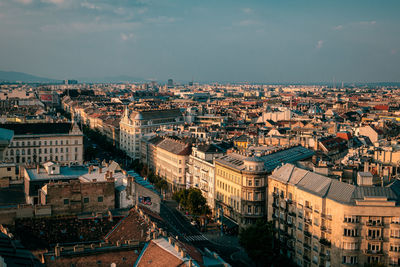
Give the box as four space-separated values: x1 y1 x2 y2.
98 196 103 202
343 242 357 250
83 197 89 203
342 256 358 264
344 228 358 237
255 179 260 186
64 199 69 205
344 216 360 223
298 222 303 231
248 179 252 186
247 205 251 214
7 167 11 172
391 229 400 238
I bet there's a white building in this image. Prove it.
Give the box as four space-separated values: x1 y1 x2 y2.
187 144 225 211
120 108 183 160
1 123 84 165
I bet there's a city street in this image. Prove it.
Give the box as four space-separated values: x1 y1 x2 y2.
160 200 253 267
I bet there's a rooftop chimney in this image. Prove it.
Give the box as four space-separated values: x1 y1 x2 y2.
37 164 40 174
99 167 102 174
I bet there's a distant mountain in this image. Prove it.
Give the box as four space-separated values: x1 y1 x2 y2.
78 75 148 83
0 70 60 83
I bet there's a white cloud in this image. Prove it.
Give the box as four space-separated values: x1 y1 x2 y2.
358 20 376 26
41 21 142 34
13 0 33 4
315 40 324 49
41 0 65 5
242 8 253 14
121 33 135 41
237 19 259 26
333 25 344 31
81 2 101 10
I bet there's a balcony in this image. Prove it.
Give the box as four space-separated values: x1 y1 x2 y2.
304 243 311 250
305 218 312 225
304 231 311 237
391 222 400 228
364 250 384 255
272 192 278 198
365 235 383 241
305 206 313 212
366 221 384 227
321 226 332 234
320 238 331 247
303 255 311 263
286 198 294 204
319 252 330 261
321 214 332 220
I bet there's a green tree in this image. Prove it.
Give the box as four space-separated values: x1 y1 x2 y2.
239 220 275 267
173 188 210 216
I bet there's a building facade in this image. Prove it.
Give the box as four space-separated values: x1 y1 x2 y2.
215 153 267 226
120 108 183 160
1 123 84 165
268 163 400 267
187 144 225 212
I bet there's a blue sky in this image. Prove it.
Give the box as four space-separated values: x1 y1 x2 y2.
0 0 399 82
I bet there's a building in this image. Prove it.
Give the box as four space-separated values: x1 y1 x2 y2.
268 163 400 267
1 123 84 165
154 138 191 192
187 143 225 212
120 108 183 160
39 178 115 216
23 162 88 205
0 163 18 187
215 146 314 226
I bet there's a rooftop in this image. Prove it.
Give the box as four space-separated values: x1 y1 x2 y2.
0 123 74 136
26 166 88 181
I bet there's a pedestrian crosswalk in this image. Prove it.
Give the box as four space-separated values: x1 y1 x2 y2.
183 234 208 242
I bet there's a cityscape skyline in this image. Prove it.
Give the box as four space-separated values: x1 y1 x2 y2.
0 0 399 83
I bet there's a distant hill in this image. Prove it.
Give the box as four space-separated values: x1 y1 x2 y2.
0 70 60 83
78 75 148 83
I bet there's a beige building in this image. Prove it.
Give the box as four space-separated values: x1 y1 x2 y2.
1 123 84 165
215 153 267 226
154 138 191 192
268 163 400 267
0 163 18 187
120 108 183 160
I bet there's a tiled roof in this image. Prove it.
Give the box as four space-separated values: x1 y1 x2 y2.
157 138 191 155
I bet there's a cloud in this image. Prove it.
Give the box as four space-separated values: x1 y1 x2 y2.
41 21 142 34
242 8 253 14
333 25 344 31
391 49 398 55
13 0 33 4
237 19 259 26
145 16 179 24
121 32 135 41
315 40 324 49
80 2 101 10
41 0 65 5
359 20 376 25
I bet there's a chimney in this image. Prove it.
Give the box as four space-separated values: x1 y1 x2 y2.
37 164 40 174
55 245 60 257
188 259 193 267
180 250 185 258
99 167 102 173
88 167 92 174
152 231 158 239
168 237 173 244
174 243 180 253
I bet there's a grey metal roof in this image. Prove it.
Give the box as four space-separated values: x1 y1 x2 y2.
270 163 400 205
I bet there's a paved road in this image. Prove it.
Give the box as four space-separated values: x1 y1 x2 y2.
160 201 250 267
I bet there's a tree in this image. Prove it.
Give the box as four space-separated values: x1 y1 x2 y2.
239 220 275 266
173 188 210 216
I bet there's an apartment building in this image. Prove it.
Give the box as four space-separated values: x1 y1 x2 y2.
187 143 225 211
215 146 314 226
215 153 267 226
1 123 84 165
120 108 183 159
268 163 400 267
155 138 191 192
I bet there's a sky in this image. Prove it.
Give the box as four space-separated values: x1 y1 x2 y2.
0 0 399 83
